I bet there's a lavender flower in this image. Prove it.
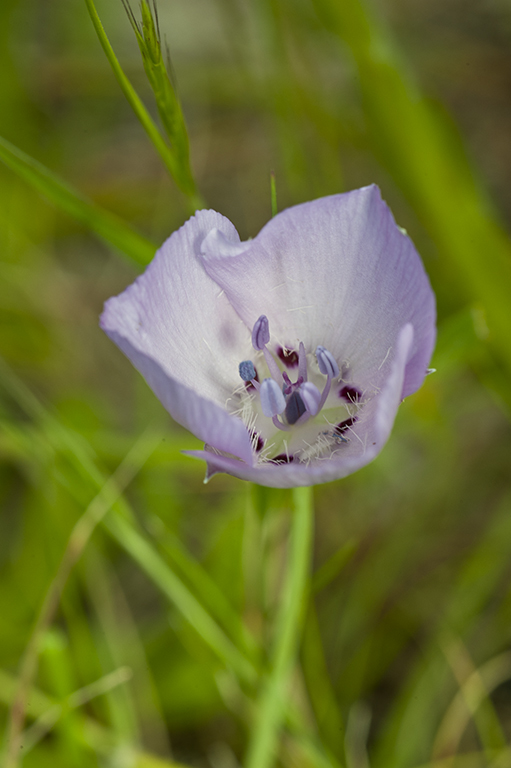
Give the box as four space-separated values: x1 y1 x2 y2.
100 185 436 488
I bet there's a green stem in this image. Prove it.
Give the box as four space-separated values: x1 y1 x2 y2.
244 486 315 768
84 0 202 212
270 171 278 217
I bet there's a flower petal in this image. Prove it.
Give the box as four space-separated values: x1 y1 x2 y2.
101 330 254 464
185 324 414 487
200 185 435 397
101 209 250 409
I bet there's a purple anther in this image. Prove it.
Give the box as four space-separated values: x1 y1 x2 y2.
299 382 321 416
316 346 339 378
252 315 270 351
260 378 286 418
239 360 256 382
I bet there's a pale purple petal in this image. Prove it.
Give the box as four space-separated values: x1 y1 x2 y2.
100 209 255 464
106 335 254 463
200 185 435 397
101 210 249 409
185 324 414 487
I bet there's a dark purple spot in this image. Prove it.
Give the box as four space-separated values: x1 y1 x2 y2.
285 390 306 425
249 429 264 452
335 417 357 434
277 346 299 368
271 453 294 464
339 386 361 403
245 369 259 391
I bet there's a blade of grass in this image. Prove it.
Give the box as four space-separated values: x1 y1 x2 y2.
0 359 337 766
0 135 156 266
244 486 314 768
0 669 189 766
103 512 258 686
432 637 508 761
20 667 133 754
153 522 260 661
270 171 278 218
433 650 511 760
122 0 203 208
0 357 258 689
3 425 162 768
301 602 345 756
373 490 511 768
84 0 202 211
312 0 511 379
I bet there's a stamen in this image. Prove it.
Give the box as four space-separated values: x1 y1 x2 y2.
252 315 270 350
316 374 333 414
316 346 339 378
272 414 290 432
239 360 256 381
263 347 284 386
260 378 286 417
299 382 321 416
235 330 354 463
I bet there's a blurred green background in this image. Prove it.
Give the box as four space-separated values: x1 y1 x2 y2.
1 0 511 766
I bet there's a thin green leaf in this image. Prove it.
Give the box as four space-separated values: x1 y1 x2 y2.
123 0 202 207
313 0 511 379
85 0 202 210
0 134 156 266
270 171 278 218
0 358 337 768
0 357 257 689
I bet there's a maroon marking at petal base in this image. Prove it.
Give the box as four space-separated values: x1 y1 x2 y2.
335 417 357 434
271 453 294 464
277 346 299 368
249 430 264 452
339 385 361 403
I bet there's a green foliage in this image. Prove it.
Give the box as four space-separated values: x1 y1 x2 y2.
123 0 200 206
1 0 511 767
0 135 156 266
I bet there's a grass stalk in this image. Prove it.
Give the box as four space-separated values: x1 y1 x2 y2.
85 0 203 211
0 135 156 266
2 428 161 768
244 486 315 768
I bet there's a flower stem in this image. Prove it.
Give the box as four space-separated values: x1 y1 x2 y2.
244 485 314 768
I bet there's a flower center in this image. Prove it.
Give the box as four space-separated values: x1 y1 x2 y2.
234 315 363 465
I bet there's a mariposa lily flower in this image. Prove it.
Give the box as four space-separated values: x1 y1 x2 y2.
101 185 436 488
